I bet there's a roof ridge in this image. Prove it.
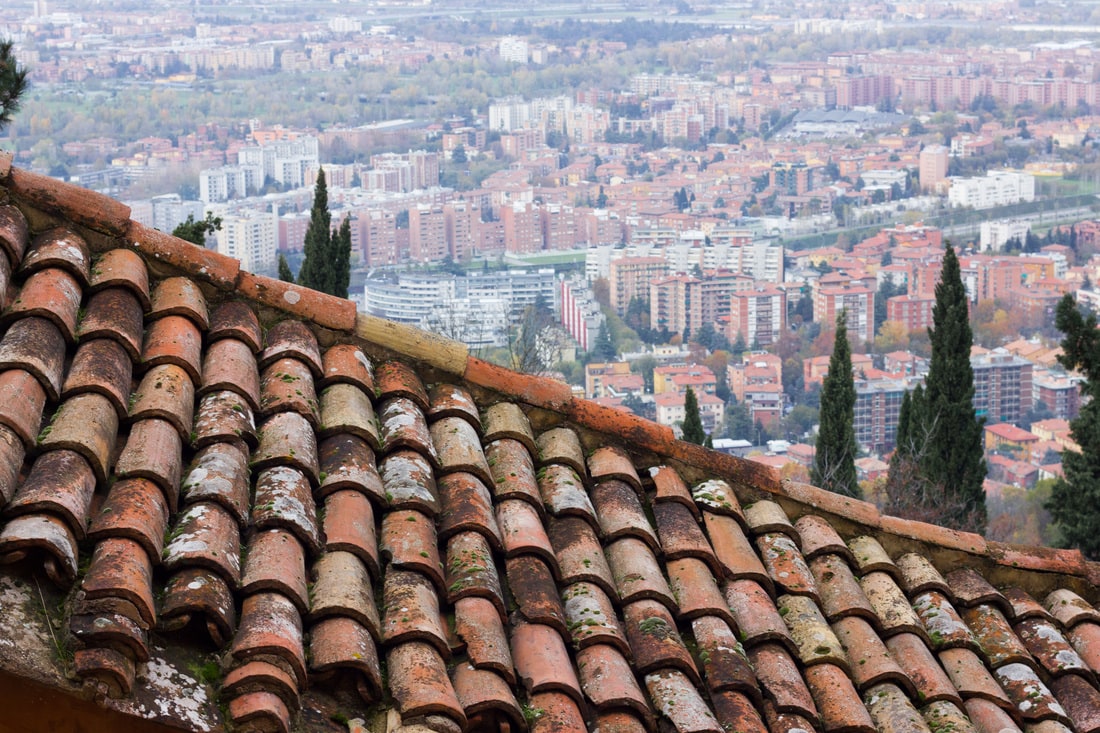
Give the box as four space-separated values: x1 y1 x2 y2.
1 159 1095 600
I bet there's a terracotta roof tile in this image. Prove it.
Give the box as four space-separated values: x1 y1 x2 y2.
208 301 262 353
861 570 925 638
511 619 584 706
884 631 963 705
538 462 597 524
1066 621 1100 671
375 359 430 411
180 441 250 524
444 530 504 615
192 389 255 449
805 662 876 732
0 204 28 265
548 515 617 598
0 369 45 451
162 501 241 587
961 603 1035 669
427 383 480 431
320 489 380 580
78 288 144 361
607 537 676 610
848 535 899 578
940 647 1014 707
74 647 135 700
481 401 535 455
496 498 557 570
308 615 383 703
507 554 568 636
922 701 979 733
222 660 299 714
592 478 659 550
116 418 183 511
486 437 543 509
691 614 759 699
200 337 260 412
88 477 169 560
650 464 699 517
7 268 83 342
527 690 587 733
811 553 878 623
63 338 132 420
239 271 355 332
158 567 236 646
623 598 699 683
260 357 319 426
7 449 96 539
431 415 491 482
130 363 195 443
381 567 444 653
0 513 77 584
994 662 1068 723
645 668 723 732
704 512 772 590
914 590 978 651
251 466 321 555
748 642 817 718
1016 618 1093 681
319 383 379 450
39 392 118 484
227 690 291 733
380 397 439 464
450 663 524 730
229 591 307 689
692 479 745 523
536 425 588 475
796 514 854 562
10 167 131 236
140 315 203 386
864 682 929 733
561 581 628 654
381 509 445 593
758 532 818 600
832 615 913 694
453 596 514 683
1046 590 1100 628
252 412 320 485
1050 674 1100 731
240 529 309 615
0 316 66 401
22 227 89 286
948 568 1011 616
87 249 149 310
0 425 21 505
896 552 952 597
70 611 149 665
710 690 769 733
148 276 207 330
575 643 650 721
962 695 1024 732
81 537 157 628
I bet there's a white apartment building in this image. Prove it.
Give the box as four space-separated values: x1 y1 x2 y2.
948 170 1035 210
499 36 529 64
979 219 1031 252
215 209 278 273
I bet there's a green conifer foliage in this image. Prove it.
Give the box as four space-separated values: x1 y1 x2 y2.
682 387 707 445
812 311 860 498
278 253 295 283
298 168 331 293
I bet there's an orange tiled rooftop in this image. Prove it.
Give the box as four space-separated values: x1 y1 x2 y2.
0 155 1097 732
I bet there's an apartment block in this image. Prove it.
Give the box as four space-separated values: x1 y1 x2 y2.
357 208 400 267
918 145 949 193
814 281 874 343
971 349 1034 424
215 209 278 273
610 256 668 315
560 275 604 352
408 204 448 263
1032 369 1082 421
886 293 935 334
948 171 1036 210
655 391 725 436
502 202 542 255
854 377 910 454
653 364 718 396
729 284 786 347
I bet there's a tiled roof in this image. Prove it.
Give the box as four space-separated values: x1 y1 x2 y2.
0 156 1099 733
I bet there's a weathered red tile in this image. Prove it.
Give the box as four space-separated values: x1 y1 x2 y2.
241 529 308 614
6 267 82 342
444 529 502 615
7 448 96 538
651 465 698 515
259 319 322 376
431 415 490 481
201 337 261 411
141 314 202 386
861 571 924 638
591 478 659 550
227 690 290 733
486 437 543 509
623 598 699 682
496 498 558 571
88 249 149 309
115 417 183 510
703 511 771 590
381 508 445 591
159 567 236 646
208 301 262 353
914 590 978 651
427 383 479 429
537 462 596 524
129 221 239 290
745 500 798 542
1002 587 1052 622
374 359 430 411
379 448 440 514
192 389 255 449
725 578 795 650
129 362 195 442
180 441 250 525
78 287 144 361
848 535 899 578
547 515 617 599
252 466 321 555
308 616 383 703
0 315 66 401
536 426 587 475
1067 621 1100 672
74 647 135 700
82 537 156 627
963 696 1024 733
645 668 723 733
960 604 1034 668
453 596 514 683
668 557 734 626
222 660 298 713
313 550 382 640
318 433 384 504
0 203 28 266
61 338 132 420
260 357 318 427
252 411 320 484
319 343 373 392
947 569 1010 614
1045 589 1100 629
758 532 818 600
0 368 45 454
438 471 502 549
451 663 525 731
385 641 466 727
511 620 584 706
832 616 913 694
896 552 951 597
811 553 877 623
70 610 149 664
884 632 963 705
482 401 535 455
0 513 78 584
606 536 676 610
747 642 818 719
588 445 642 495
527 691 587 733
467 357 573 414
230 591 307 688
89 477 170 560
796 514 854 562
321 489 380 580
381 566 447 655
804 662 876 733
148 276 208 329
692 479 745 523
21 227 88 283
880 514 987 557
939 647 1013 707
0 424 22 506
994 662 1068 723
507 555 567 636
162 501 242 586
319 383 379 450
38 392 118 484
1050 673 1100 731
691 614 759 699
10 171 128 238
780 593 848 670
864 683 928 733
920 701 978 733
710 691 768 733
762 701 819 733
561 581 627 654
1025 720 1074 733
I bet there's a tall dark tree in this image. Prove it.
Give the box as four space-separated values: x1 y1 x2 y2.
330 215 352 298
1046 295 1100 557
812 311 860 498
278 254 295 283
590 324 616 362
917 244 987 532
172 212 221 246
682 387 707 445
298 168 332 293
0 39 28 132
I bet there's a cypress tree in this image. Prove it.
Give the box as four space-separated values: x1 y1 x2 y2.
278 253 295 283
812 311 860 498
682 387 707 445
1046 295 1100 557
0 39 28 132
919 244 986 532
331 215 352 299
298 167 331 293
